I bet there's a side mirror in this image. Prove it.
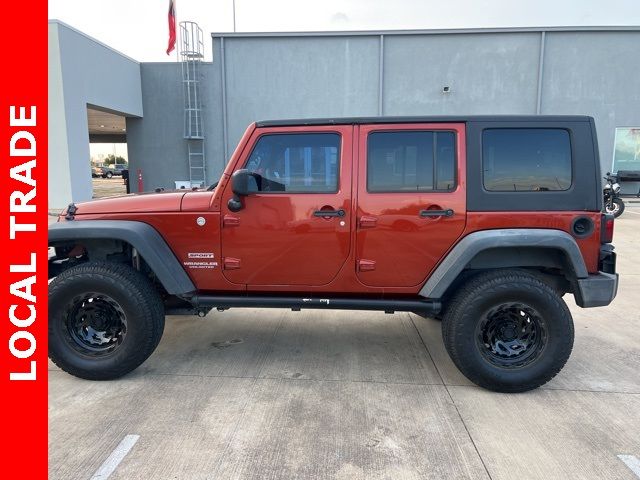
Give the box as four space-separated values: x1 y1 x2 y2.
228 169 253 212
231 169 252 196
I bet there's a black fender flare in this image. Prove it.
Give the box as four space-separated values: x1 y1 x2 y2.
419 228 589 299
48 220 195 295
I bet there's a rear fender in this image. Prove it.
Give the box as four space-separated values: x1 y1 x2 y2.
420 229 588 299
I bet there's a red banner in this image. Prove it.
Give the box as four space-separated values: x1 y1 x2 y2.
0 0 48 477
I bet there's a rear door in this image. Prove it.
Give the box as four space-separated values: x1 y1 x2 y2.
220 125 353 287
355 123 466 288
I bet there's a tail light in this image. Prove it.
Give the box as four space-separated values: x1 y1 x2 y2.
601 214 614 244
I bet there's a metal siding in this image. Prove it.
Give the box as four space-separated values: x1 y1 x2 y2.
541 31 640 193
124 29 639 192
127 62 225 192
382 33 540 115
223 36 380 156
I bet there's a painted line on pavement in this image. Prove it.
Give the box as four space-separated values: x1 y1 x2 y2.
624 209 640 215
618 455 640 478
90 434 140 480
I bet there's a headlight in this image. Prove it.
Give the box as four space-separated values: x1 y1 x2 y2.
613 183 621 193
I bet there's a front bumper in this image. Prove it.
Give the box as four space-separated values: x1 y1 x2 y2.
574 272 619 308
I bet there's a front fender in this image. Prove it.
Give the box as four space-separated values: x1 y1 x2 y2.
48 220 195 295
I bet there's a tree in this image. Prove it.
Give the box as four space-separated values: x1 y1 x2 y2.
104 154 127 166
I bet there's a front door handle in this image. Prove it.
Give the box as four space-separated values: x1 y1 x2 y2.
313 209 345 218
419 209 454 218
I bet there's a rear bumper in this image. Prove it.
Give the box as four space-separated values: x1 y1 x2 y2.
574 272 619 308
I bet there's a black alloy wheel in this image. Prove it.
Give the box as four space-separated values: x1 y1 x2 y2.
476 303 547 369
64 293 128 356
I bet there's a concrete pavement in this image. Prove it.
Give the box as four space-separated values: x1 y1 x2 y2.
49 209 640 480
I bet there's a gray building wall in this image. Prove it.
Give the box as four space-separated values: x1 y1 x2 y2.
126 62 224 191
382 32 542 115
541 31 640 192
127 27 640 193
48 20 143 209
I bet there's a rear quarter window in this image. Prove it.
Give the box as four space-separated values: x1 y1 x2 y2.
482 129 572 192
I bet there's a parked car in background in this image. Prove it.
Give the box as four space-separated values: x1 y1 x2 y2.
91 166 114 178
91 165 128 179
113 164 128 176
95 166 115 178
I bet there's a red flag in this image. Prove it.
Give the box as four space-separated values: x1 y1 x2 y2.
166 0 176 55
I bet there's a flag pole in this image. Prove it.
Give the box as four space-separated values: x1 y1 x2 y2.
232 0 236 32
175 0 179 63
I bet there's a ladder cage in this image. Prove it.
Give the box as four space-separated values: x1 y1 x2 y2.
179 21 206 187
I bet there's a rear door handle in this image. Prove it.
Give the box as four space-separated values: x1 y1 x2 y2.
313 209 345 218
419 209 454 218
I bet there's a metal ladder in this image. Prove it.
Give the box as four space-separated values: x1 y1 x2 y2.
179 21 206 187
187 141 206 187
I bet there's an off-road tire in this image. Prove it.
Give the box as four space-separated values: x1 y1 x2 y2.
48 262 165 380
442 269 574 393
104 171 113 179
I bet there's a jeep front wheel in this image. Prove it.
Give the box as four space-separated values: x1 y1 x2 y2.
48 262 165 380
442 269 574 393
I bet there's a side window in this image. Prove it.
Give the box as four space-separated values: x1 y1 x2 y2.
244 133 340 193
367 131 456 192
483 129 572 191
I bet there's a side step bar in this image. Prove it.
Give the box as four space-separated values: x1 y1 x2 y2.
189 295 441 314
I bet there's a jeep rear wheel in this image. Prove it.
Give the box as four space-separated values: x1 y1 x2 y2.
48 262 165 380
442 269 574 393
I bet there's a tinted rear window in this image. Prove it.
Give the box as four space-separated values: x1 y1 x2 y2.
367 131 456 192
483 129 572 191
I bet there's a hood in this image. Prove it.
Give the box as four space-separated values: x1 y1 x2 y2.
69 191 187 216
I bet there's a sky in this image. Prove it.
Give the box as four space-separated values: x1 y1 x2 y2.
49 0 640 63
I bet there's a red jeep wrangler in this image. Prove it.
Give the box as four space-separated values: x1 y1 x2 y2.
48 116 618 392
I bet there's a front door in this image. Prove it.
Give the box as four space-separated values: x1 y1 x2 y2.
355 123 467 288
221 125 353 286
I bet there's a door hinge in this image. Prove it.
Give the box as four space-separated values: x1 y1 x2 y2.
358 259 376 272
223 214 240 227
359 216 377 228
223 257 241 270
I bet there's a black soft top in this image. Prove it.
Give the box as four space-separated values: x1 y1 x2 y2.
256 115 601 212
256 115 593 127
